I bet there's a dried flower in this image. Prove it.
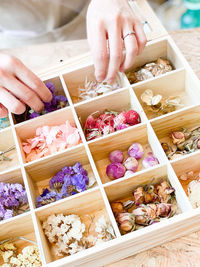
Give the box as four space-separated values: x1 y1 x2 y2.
36 162 91 207
111 202 125 216
106 163 126 180
124 157 138 172
142 153 159 169
0 238 41 266
126 58 173 84
84 110 141 141
116 212 136 233
22 121 82 162
156 180 175 203
0 182 28 221
78 75 122 102
109 150 124 163
171 132 185 145
128 143 144 159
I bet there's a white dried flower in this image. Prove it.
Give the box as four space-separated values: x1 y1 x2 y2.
43 213 86 257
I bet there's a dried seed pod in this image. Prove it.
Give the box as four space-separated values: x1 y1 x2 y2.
171 132 185 145
151 95 162 106
135 69 154 82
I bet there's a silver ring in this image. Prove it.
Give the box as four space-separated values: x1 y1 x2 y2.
122 31 135 40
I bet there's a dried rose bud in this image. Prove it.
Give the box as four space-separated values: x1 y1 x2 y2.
144 192 154 203
106 163 126 180
128 143 144 159
124 157 138 172
132 207 149 225
116 212 135 232
133 187 144 205
109 150 124 163
142 153 159 169
119 220 135 232
111 201 125 215
156 203 171 217
161 143 170 153
171 131 185 145
184 132 191 140
156 181 175 203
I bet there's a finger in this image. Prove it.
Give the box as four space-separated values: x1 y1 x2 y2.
0 87 26 115
120 28 138 72
89 26 108 82
0 103 8 118
134 20 147 55
2 75 44 113
106 25 123 84
13 59 52 102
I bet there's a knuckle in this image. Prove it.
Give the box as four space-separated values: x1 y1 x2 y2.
23 90 35 102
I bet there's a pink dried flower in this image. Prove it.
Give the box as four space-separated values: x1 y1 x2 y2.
125 110 141 125
116 124 129 131
114 111 126 127
142 153 159 169
128 143 144 159
109 150 124 163
124 157 138 172
106 163 126 180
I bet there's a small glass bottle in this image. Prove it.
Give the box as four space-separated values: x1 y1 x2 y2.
181 0 200 29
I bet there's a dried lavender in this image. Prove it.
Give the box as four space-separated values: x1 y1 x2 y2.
36 162 92 208
0 182 28 221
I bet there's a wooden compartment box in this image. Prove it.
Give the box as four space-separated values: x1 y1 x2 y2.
1 1 200 266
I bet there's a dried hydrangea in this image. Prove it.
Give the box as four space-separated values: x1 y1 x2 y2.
141 89 183 117
162 126 200 160
0 241 41 267
0 182 28 221
43 213 115 257
188 179 200 208
36 162 95 208
126 58 173 84
78 75 121 101
112 180 178 234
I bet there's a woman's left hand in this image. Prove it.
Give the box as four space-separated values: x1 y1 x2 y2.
87 0 147 84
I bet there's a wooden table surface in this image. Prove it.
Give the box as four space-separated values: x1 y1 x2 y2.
2 28 200 267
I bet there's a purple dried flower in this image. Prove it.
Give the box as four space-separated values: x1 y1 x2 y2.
128 143 144 159
29 111 40 119
0 182 28 221
45 82 56 95
49 171 65 189
55 95 68 103
36 190 57 208
62 166 74 175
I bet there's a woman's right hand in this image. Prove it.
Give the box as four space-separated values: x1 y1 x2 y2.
0 53 52 118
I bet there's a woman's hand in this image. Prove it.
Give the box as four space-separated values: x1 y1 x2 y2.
0 53 52 118
87 0 147 84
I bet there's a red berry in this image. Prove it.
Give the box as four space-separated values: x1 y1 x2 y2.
125 110 141 125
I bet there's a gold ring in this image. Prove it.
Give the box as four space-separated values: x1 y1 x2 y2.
122 31 136 40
